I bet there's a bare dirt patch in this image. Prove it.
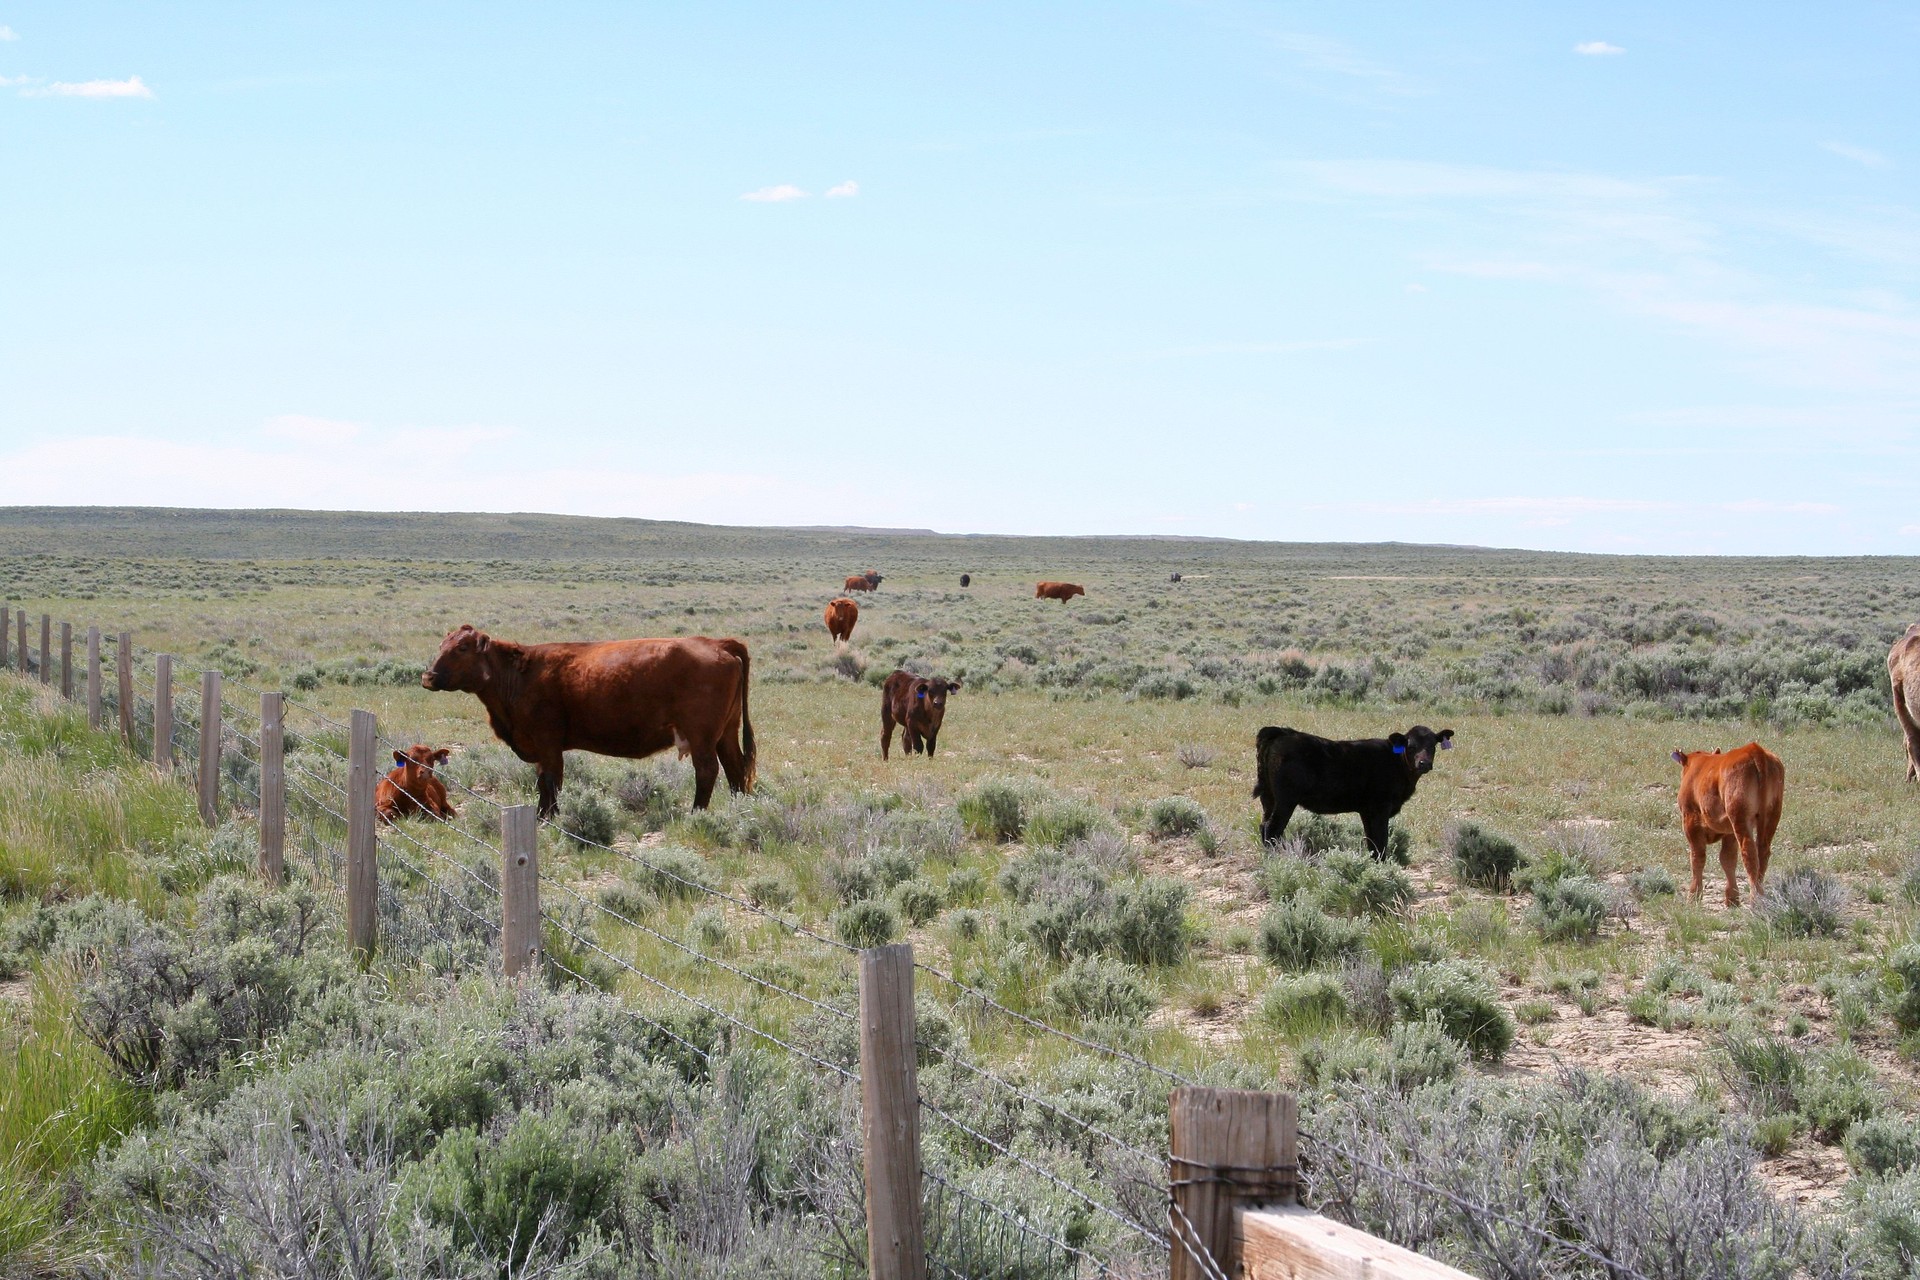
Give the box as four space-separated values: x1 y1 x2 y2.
1497 1004 1708 1101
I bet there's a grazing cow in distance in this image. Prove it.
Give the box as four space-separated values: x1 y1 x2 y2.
1892 623 1920 781
844 570 883 593
881 670 961 759
960 574 971 588
1254 724 1455 858
1673 743 1784 906
422 624 754 815
824 597 859 642
1036 581 1085 602
376 744 457 822
1170 573 1182 583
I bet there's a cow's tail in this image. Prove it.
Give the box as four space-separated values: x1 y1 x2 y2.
724 638 757 792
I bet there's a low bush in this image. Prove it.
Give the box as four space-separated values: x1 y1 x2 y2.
1108 878 1191 967
1447 821 1525 892
626 845 712 904
943 867 987 906
1288 813 1411 864
1890 945 1920 1033
1527 876 1611 942
1258 899 1365 972
1629 865 1678 899
1296 1032 1383 1089
1317 850 1414 918
1258 973 1349 1034
558 787 618 846
833 900 899 948
1723 1035 1880 1142
1046 956 1154 1025
1848 1114 1920 1177
958 777 1031 842
1146 796 1208 840
889 877 944 926
684 907 727 951
1388 960 1514 1062
1386 1014 1464 1088
1758 866 1849 938
744 874 792 909
1026 798 1109 849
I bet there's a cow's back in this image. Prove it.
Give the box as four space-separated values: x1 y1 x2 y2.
1893 623 1920 686
1681 743 1783 831
530 637 746 752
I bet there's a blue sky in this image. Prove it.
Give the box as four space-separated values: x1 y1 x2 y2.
2 4 1916 553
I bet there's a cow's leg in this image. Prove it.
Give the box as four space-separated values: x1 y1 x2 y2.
925 728 938 758
1684 825 1710 901
1756 803 1781 900
1260 801 1296 847
1894 676 1920 781
1360 811 1391 860
689 747 721 809
535 755 565 819
717 728 749 796
1718 836 1741 908
1733 819 1765 903
881 708 895 761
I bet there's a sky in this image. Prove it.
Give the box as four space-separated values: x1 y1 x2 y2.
2 3 1917 554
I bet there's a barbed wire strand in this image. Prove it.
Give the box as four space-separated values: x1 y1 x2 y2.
924 1165 1112 1279
1166 1196 1231 1280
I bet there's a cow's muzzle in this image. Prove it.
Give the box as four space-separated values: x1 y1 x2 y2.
421 672 439 690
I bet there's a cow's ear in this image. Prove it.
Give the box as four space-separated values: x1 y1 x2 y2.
1671 750 1687 765
1389 733 1408 755
948 679 962 693
1438 729 1454 750
431 748 451 765
393 750 408 769
475 632 491 653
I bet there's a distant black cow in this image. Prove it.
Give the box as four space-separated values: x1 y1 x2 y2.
960 574 971 588
1170 572 1182 583
1253 724 1454 857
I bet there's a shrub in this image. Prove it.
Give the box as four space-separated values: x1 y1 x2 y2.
1447 821 1525 892
1259 972 1349 1034
1258 899 1365 972
1629 865 1678 900
1901 852 1920 906
1388 960 1514 1062
1758 866 1849 938
744 874 792 909
1317 850 1414 918
1026 798 1108 849
1848 1115 1920 1176
1295 1031 1383 1089
833 900 899 948
1527 876 1611 942
1109 878 1191 967
1175 744 1216 770
943 866 986 906
1046 956 1154 1025
1147 796 1208 840
1288 813 1411 864
890 877 944 926
1386 1014 1465 1088
598 876 659 921
834 850 920 905
627 845 713 904
959 777 1029 842
1891 945 1920 1033
558 788 618 846
1261 849 1329 903
946 908 983 941
1798 1046 1880 1141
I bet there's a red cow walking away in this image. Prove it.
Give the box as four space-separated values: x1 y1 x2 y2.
1035 581 1085 602
844 571 883 593
880 670 961 759
1892 622 1920 781
824 597 859 642
423 624 754 815
376 744 458 822
1672 742 1785 906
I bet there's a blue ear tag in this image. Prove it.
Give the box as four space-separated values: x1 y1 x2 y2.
917 689 926 699
1392 744 1405 754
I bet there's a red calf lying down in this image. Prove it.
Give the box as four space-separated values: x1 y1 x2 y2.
1672 742 1784 906
376 744 457 822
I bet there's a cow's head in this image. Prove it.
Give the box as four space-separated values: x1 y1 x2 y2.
422 624 493 692
866 572 884 587
913 676 961 727
392 744 451 774
1389 725 1454 776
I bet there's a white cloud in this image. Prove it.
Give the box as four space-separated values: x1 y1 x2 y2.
1574 41 1624 56
0 74 29 86
1902 524 1920 536
25 74 153 98
262 414 365 446
740 184 807 203
1142 337 1368 359
1822 141 1890 168
0 24 18 40
824 180 859 199
1266 31 1412 94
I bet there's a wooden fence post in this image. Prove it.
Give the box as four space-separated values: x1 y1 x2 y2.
0 601 8 667
1169 1088 1297 1280
60 622 72 699
117 632 134 744
198 671 221 826
860 943 927 1280
154 655 173 768
501 805 541 977
86 627 102 728
39 615 50 685
259 691 285 886
347 709 378 960
15 610 25 676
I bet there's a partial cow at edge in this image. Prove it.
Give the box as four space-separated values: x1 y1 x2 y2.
422 624 754 816
376 744 457 823
824 597 858 643
1892 622 1920 782
1254 724 1454 858
880 669 961 760
1036 581 1085 602
1672 742 1784 907
844 570 883 593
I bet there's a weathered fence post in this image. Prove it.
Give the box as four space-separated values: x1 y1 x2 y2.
347 709 379 960
1168 1088 1297 1280
60 622 72 699
0 601 9 667
86 627 102 728
259 691 285 886
501 805 541 977
154 655 173 768
198 671 221 825
860 943 927 1280
117 632 134 744
39 615 50 684
15 610 26 675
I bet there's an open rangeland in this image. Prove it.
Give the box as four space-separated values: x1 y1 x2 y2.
5 507 1920 1276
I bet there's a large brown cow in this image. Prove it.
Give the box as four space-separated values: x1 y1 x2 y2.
1892 623 1920 781
1035 581 1085 602
376 744 457 823
880 670 961 759
1671 743 1785 906
825 597 859 642
422 624 754 816
844 570 883 593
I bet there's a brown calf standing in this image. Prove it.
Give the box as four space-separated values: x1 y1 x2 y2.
376 744 458 822
844 570 883 593
824 597 859 642
881 670 961 759
1035 581 1084 602
1672 742 1785 906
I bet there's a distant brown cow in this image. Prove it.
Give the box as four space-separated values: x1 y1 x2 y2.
423 624 754 815
844 570 883 592
1892 623 1920 781
1672 742 1785 906
1036 581 1084 602
880 670 961 760
376 744 457 823
825 597 859 642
